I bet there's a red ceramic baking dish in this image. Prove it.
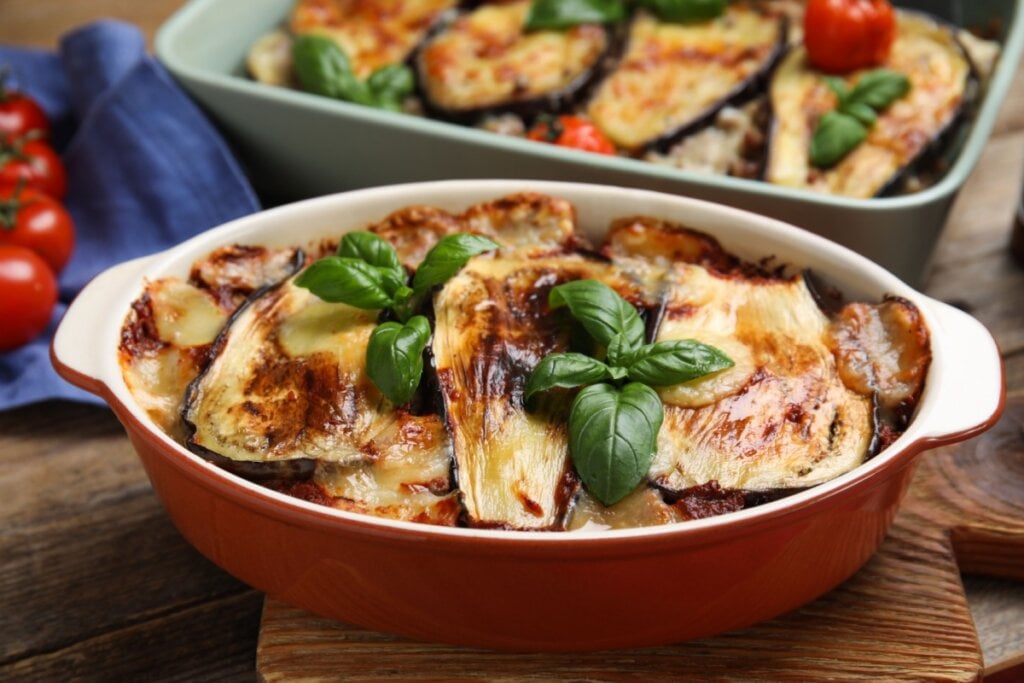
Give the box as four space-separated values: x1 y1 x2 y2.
52 181 1005 651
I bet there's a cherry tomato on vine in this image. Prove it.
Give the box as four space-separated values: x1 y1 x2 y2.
0 244 57 352
804 0 896 74
0 136 66 200
527 115 616 155
0 80 50 141
0 184 75 273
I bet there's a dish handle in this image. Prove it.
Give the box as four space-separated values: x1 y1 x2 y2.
51 256 155 395
915 299 1006 445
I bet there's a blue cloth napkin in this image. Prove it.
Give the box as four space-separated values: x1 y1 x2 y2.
0 21 260 410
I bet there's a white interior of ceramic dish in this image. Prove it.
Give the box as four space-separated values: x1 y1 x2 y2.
54 180 1004 540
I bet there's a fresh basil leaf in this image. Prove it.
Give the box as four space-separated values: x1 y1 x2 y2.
569 382 664 506
605 331 636 368
365 315 431 405
840 100 877 127
391 286 421 323
525 353 613 402
367 64 415 109
291 35 353 99
810 111 867 169
338 231 402 272
294 256 394 309
412 233 500 293
525 0 626 30
846 69 911 112
338 231 407 296
335 70 378 106
626 339 733 386
824 75 849 105
548 280 645 355
635 0 726 24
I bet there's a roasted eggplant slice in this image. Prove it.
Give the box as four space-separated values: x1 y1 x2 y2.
587 4 786 152
119 246 303 439
765 11 975 198
828 297 931 412
649 265 875 492
247 30 295 87
433 251 640 529
415 0 612 120
370 191 581 266
602 219 876 493
290 0 458 78
183 278 395 467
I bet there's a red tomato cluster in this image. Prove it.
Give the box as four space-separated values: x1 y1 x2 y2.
0 78 75 352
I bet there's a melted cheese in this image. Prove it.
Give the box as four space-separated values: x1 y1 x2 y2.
120 280 230 438
314 413 460 525
417 0 608 113
767 11 972 198
291 0 457 78
567 487 684 530
588 6 783 150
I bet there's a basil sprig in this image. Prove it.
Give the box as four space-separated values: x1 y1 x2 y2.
292 35 414 111
526 0 724 31
296 231 500 405
526 279 733 505
810 69 911 169
526 0 626 30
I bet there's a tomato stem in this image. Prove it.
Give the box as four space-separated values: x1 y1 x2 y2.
0 179 31 230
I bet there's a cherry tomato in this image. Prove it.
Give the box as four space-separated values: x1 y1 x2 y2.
804 0 896 74
527 115 616 155
0 184 75 273
0 86 50 141
0 245 57 352
0 137 66 200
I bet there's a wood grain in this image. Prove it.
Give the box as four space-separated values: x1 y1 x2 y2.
0 0 183 47
0 402 256 669
255 397 1024 682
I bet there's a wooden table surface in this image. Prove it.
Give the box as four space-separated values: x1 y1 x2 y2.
1 2 1023 680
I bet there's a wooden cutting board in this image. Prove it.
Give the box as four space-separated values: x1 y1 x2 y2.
256 395 1024 682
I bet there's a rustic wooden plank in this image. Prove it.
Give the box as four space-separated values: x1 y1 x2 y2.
0 401 249 664
930 129 1024 269
0 403 148 529
0 590 262 682
963 576 1024 679
0 0 183 47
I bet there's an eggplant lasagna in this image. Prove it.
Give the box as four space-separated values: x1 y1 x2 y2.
247 0 1000 198
120 193 931 531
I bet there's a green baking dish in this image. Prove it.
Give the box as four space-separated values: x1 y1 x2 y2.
155 0 1024 286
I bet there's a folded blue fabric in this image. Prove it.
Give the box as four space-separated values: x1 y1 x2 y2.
0 21 260 410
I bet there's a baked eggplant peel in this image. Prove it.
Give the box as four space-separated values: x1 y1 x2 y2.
416 0 613 120
289 0 459 79
587 3 787 152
